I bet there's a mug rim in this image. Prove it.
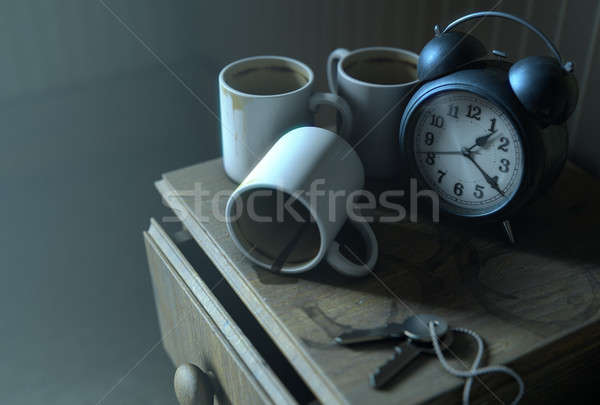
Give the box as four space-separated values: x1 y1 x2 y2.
337 46 420 89
219 55 314 98
225 183 327 274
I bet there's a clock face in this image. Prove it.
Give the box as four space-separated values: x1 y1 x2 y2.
411 91 525 216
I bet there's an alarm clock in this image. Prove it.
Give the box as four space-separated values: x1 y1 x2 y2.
399 11 578 242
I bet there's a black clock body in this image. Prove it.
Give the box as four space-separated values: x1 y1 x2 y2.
399 60 569 222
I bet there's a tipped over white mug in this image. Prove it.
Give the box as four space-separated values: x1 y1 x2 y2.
225 126 378 277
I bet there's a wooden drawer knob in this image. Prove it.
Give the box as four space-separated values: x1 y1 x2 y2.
174 363 214 405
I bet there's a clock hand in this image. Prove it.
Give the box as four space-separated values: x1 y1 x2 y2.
415 151 464 155
461 148 506 197
479 133 501 149
416 150 481 156
466 131 501 152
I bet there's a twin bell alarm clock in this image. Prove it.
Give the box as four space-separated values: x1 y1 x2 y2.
399 11 579 242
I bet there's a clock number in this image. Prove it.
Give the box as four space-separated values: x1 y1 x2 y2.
488 118 497 133
474 184 484 199
425 131 434 145
437 170 447 183
447 104 459 119
430 114 444 128
499 158 510 172
498 136 510 152
426 152 436 165
454 182 464 196
465 104 481 120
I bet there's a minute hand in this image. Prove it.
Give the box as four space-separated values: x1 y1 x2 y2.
461 149 505 197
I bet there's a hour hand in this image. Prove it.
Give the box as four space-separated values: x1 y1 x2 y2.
467 131 501 151
478 132 501 149
475 132 494 147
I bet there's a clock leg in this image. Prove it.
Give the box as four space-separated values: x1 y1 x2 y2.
502 220 516 244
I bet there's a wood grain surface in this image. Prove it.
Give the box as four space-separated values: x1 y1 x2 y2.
144 221 297 405
156 158 600 404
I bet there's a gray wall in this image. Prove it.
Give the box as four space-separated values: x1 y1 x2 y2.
3 0 600 166
1 1 599 404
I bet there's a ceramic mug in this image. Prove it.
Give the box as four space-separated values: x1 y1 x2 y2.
219 56 353 183
327 47 419 179
225 126 378 277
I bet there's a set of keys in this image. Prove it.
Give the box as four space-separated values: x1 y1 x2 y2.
335 314 453 389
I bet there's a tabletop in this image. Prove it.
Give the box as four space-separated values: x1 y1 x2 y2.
156 158 600 404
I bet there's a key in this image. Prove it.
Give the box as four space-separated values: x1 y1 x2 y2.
334 323 405 345
335 314 448 345
370 324 454 389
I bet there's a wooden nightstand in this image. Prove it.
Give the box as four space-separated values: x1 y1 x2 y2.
144 158 600 404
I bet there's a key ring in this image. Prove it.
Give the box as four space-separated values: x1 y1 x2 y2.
427 321 525 405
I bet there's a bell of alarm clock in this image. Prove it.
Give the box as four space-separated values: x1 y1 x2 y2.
417 29 487 81
509 56 579 126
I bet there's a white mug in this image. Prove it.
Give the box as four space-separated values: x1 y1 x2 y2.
327 47 419 180
219 56 352 183
225 126 378 277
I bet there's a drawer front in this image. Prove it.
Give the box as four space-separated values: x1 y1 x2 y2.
144 219 296 405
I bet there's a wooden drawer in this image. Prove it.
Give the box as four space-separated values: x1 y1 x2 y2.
144 219 299 405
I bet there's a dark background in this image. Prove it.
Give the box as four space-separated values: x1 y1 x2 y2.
1 1 598 403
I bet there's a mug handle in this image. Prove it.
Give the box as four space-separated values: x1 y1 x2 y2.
325 219 378 277
326 48 350 93
308 92 353 138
